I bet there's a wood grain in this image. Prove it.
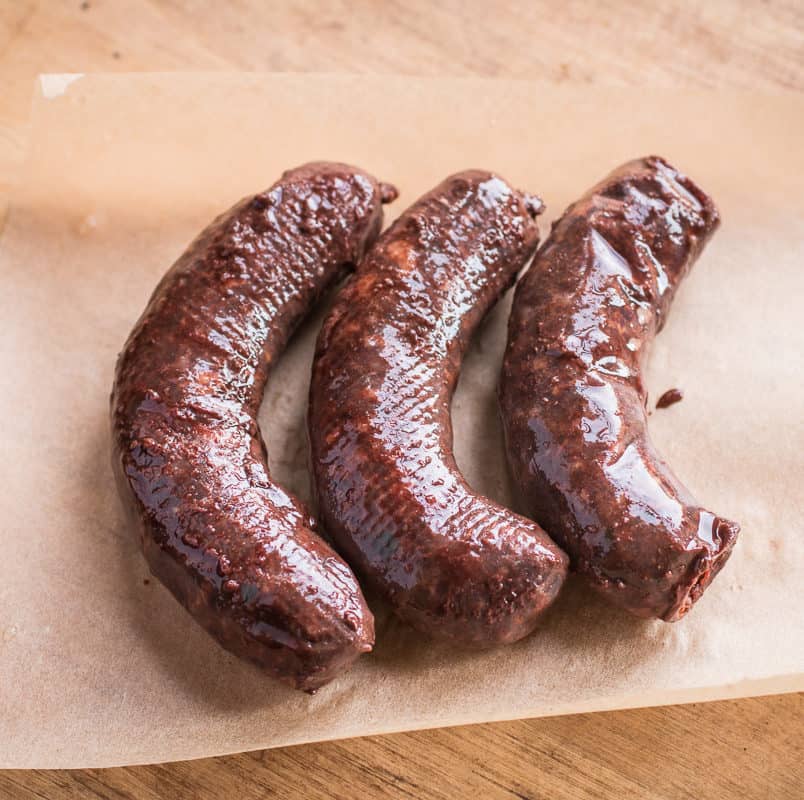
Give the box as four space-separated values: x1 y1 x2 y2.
1 695 801 799
1 0 802 203
0 2 801 797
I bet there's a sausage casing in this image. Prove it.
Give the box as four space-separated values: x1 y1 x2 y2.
111 162 396 690
499 156 739 621
309 171 569 646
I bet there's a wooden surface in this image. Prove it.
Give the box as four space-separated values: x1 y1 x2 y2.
0 2 801 798
1 694 801 799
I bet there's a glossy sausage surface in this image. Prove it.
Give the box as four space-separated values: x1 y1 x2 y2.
111 162 396 690
309 171 569 646
499 156 739 621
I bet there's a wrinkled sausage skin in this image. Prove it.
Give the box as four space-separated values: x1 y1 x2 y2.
309 171 569 646
499 156 740 622
111 162 396 691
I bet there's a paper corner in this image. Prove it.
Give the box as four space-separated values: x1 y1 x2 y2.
38 73 85 101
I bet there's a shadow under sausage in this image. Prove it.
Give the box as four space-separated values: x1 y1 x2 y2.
367 576 657 680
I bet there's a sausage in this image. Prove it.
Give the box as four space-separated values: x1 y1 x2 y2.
308 171 569 646
111 162 397 691
656 388 684 409
499 156 740 621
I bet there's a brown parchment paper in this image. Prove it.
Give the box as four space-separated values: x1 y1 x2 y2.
0 74 802 769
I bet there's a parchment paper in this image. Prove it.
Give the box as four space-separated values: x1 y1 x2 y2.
0 74 801 769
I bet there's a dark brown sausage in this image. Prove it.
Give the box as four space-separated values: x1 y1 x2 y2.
309 171 569 646
656 388 684 409
111 162 397 691
499 156 740 622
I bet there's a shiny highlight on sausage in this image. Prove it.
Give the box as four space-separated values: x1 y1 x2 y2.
499 156 739 621
309 171 569 646
111 162 396 690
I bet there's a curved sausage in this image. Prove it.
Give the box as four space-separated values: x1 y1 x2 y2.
111 162 397 691
499 156 740 621
309 171 569 646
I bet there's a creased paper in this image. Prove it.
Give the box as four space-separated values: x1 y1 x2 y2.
0 74 801 768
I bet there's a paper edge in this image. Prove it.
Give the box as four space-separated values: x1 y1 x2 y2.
37 73 85 100
8 675 801 770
